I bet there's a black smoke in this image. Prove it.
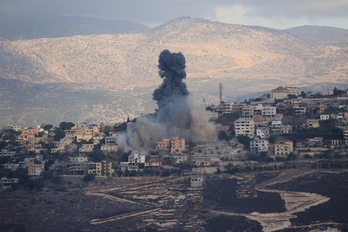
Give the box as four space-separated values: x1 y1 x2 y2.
153 49 189 109
117 49 216 154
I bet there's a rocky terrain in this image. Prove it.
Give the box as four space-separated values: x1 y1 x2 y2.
1 170 348 232
1 17 348 127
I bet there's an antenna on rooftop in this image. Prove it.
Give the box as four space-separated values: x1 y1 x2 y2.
219 83 223 105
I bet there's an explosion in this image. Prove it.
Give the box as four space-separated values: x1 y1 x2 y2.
117 50 216 154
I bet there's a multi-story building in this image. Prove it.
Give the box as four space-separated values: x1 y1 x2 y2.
343 130 348 145
88 162 102 176
101 160 115 176
69 156 88 175
250 139 269 153
155 138 171 151
105 136 117 146
234 118 255 138
88 160 115 176
256 126 270 139
170 137 185 154
293 106 306 115
21 127 40 136
220 102 233 115
232 103 246 115
242 105 254 118
274 140 293 157
28 162 45 176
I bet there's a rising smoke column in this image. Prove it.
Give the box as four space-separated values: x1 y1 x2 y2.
153 49 189 108
116 49 216 154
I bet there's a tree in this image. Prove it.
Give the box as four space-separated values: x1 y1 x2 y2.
53 128 65 141
300 91 306 98
43 124 53 131
286 153 297 160
89 149 106 162
83 173 95 182
236 135 252 149
59 122 75 130
218 131 229 141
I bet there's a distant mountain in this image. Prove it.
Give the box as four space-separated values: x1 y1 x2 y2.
284 25 348 45
0 13 150 39
0 17 348 127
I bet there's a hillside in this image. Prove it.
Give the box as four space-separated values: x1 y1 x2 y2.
285 25 348 45
0 13 149 39
1 17 348 127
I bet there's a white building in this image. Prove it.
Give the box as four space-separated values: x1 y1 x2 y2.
272 86 301 99
128 154 146 163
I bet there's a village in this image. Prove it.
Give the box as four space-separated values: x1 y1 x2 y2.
1 85 348 191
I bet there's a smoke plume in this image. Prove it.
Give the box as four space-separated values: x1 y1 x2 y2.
117 49 216 154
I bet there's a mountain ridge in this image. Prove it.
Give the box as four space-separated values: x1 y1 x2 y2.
1 17 348 127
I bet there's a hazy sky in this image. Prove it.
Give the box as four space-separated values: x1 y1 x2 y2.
1 0 348 29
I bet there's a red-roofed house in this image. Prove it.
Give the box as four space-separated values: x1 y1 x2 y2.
272 86 301 99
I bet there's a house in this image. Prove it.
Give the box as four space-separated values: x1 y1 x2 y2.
293 106 307 115
191 175 204 187
171 154 189 164
301 119 320 129
128 154 146 163
120 162 138 171
1 177 19 190
3 163 19 171
79 144 94 153
250 139 269 153
215 124 230 132
191 157 220 166
101 145 118 152
144 162 162 169
272 86 301 99
274 140 293 157
308 137 324 147
155 138 171 151
320 115 331 121
6 123 21 132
